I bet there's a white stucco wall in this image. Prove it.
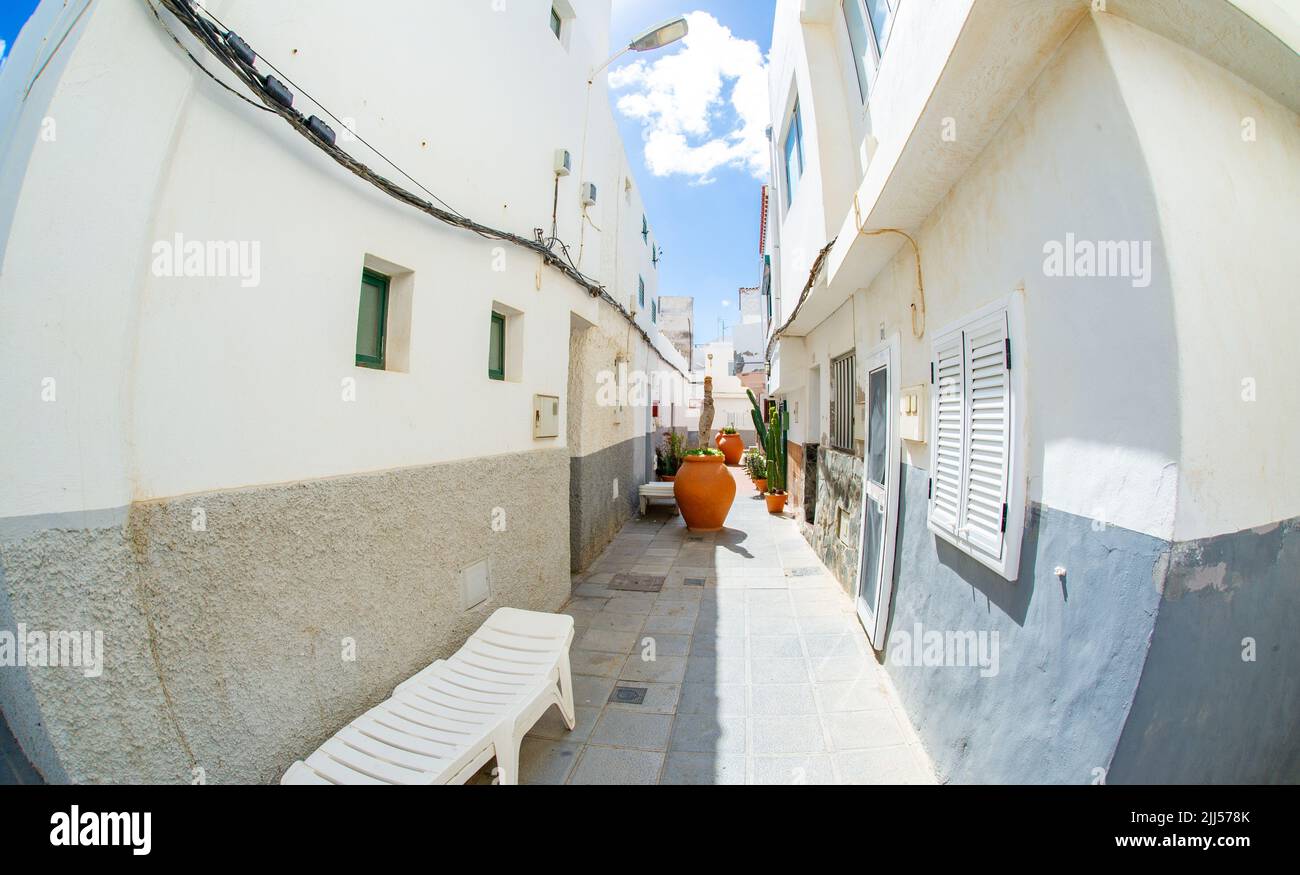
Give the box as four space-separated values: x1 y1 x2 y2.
766 2 1300 544
0 0 679 521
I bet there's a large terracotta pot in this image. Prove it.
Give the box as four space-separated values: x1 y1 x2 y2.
673 455 737 532
715 432 744 466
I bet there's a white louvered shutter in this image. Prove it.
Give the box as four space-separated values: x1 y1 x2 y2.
960 311 1011 563
929 329 965 539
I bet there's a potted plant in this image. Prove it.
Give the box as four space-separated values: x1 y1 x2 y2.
715 426 744 466
745 449 769 494
656 431 685 482
764 407 789 514
672 448 737 532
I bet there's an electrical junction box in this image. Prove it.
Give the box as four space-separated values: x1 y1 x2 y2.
581 182 598 206
554 149 572 176
534 394 560 439
460 559 490 611
900 383 927 443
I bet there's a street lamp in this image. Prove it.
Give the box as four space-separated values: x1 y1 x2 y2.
589 17 690 84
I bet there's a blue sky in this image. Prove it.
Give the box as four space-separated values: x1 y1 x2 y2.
0 1 773 345
610 0 775 343
0 0 39 64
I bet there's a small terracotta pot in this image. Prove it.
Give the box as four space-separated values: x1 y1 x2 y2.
754 479 769 494
765 492 788 514
673 455 737 532
715 432 744 466
660 474 676 483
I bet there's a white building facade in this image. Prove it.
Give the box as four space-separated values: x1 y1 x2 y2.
765 0 1300 783
0 0 687 783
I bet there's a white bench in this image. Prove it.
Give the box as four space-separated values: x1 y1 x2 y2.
281 608 575 786
639 482 679 515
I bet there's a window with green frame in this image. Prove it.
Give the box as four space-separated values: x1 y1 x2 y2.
489 311 506 381
355 269 389 369
549 6 563 40
642 216 649 243
638 276 645 309
652 299 658 324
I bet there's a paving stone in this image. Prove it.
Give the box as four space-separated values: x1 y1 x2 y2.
619 654 687 684
569 747 665 785
809 656 874 683
605 682 681 715
577 628 640 654
750 716 827 755
609 572 667 593
833 747 933 784
669 715 747 754
824 710 908 751
684 656 747 684
640 615 696 635
661 753 747 785
528 705 599 743
640 632 691 657
750 684 818 716
518 739 582 785
589 709 673 751
604 594 658 615
689 635 746 657
677 682 748 716
749 616 801 636
570 649 626 678
749 657 811 684
814 680 893 713
572 674 617 709
749 636 804 658
752 754 835 786
802 634 864 659
586 611 647 632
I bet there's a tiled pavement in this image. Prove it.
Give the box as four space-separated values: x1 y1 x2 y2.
512 468 935 785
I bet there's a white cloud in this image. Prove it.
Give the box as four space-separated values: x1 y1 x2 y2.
610 12 769 184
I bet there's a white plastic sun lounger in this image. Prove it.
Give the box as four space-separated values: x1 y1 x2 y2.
281 608 575 786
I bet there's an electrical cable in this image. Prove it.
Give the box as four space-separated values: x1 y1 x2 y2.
188 2 472 225
150 0 688 377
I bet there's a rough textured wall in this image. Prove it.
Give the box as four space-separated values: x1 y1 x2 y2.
570 437 642 572
0 448 570 784
567 305 679 572
800 447 863 597
886 464 1164 785
1110 516 1300 784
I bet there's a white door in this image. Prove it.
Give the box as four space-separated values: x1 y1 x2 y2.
856 335 901 650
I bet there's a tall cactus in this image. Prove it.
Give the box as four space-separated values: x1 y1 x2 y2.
747 389 768 450
765 408 787 494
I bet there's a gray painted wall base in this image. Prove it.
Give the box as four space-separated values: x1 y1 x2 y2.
880 462 1299 784
0 447 571 784
1110 517 1300 784
570 435 647 573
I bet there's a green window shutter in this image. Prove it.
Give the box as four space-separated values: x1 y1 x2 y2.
489 311 506 381
550 7 562 39
356 269 389 369
638 276 645 308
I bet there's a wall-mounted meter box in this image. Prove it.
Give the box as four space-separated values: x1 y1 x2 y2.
900 384 927 443
554 149 572 176
534 395 560 439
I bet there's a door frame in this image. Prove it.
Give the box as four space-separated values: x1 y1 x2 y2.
855 333 901 650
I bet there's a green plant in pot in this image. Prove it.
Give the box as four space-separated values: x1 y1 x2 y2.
657 430 686 481
715 426 744 465
764 407 788 514
745 448 769 492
